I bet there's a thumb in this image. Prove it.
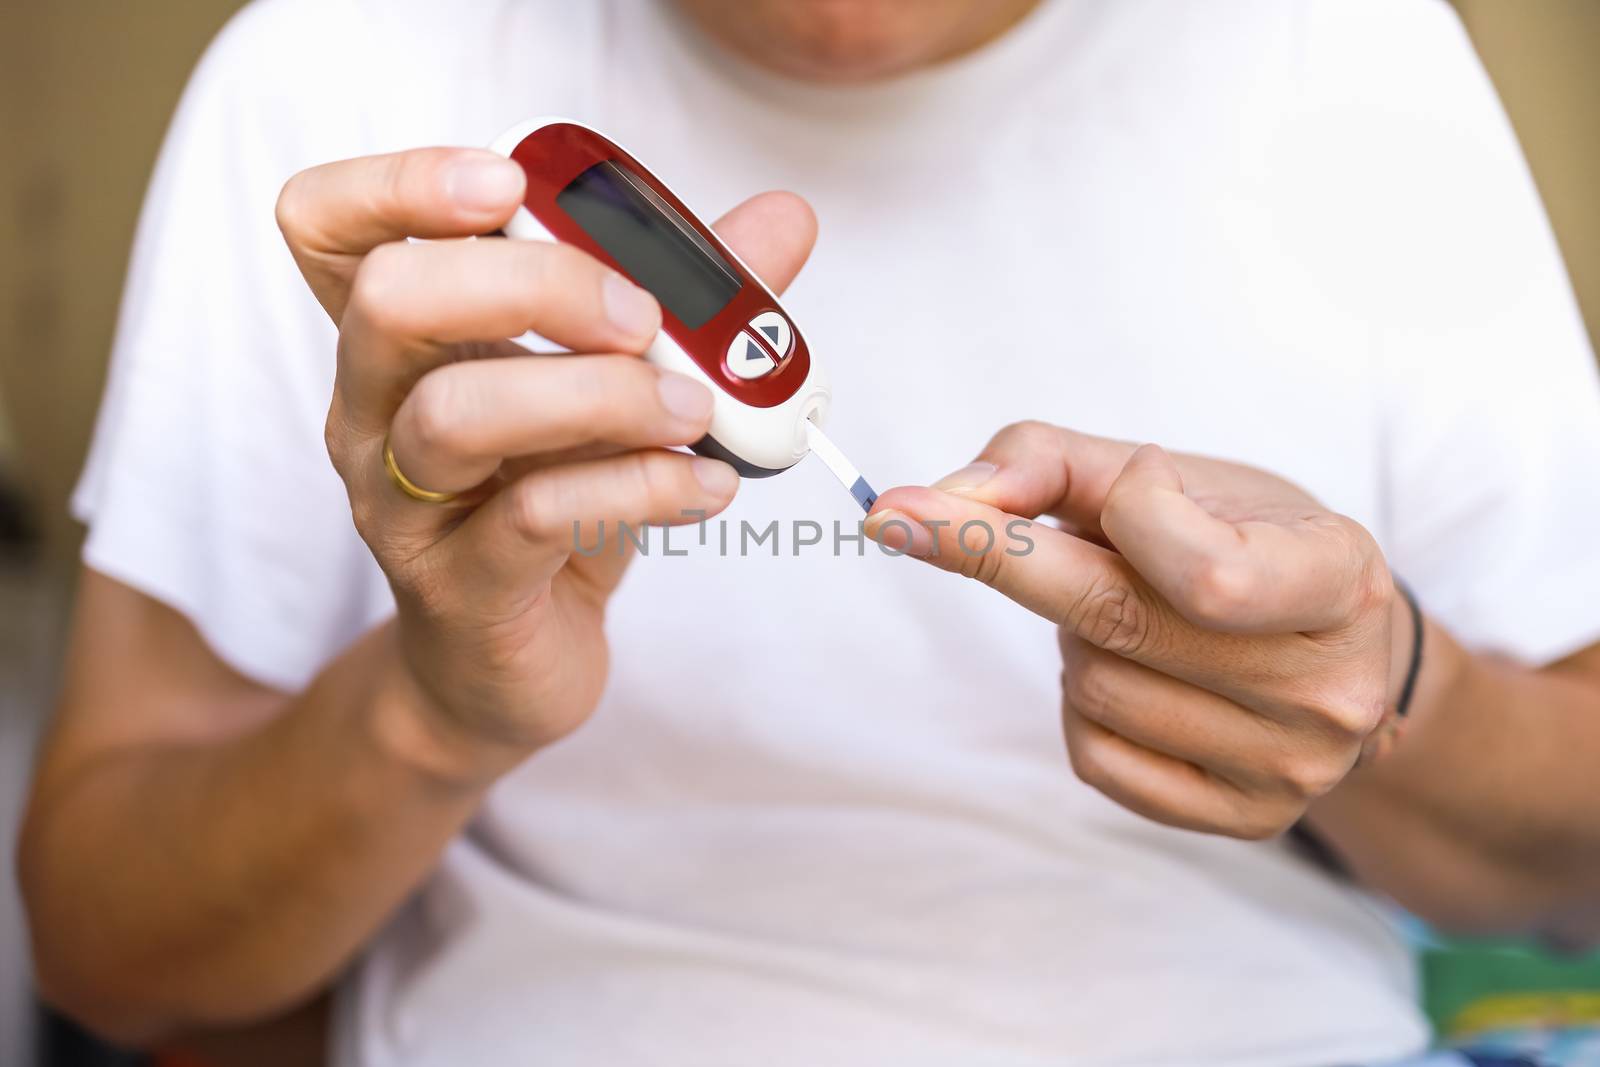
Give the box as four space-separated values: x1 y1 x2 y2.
711 191 817 297
1099 442 1232 597
926 422 1139 542
1100 443 1370 633
1108 442 1186 497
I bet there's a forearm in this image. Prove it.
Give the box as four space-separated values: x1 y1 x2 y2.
1306 618 1600 939
19 623 489 1044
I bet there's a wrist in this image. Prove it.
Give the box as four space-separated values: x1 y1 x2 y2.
1385 579 1425 716
1346 591 1470 774
362 624 533 792
1348 578 1417 766
1392 611 1472 742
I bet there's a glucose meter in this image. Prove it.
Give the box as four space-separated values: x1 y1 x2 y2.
490 118 876 510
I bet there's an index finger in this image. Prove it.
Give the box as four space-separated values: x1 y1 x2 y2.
276 148 526 322
866 486 1167 653
863 487 1301 698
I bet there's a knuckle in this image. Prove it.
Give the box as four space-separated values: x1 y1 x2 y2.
631 450 678 509
1181 556 1256 627
1064 655 1118 723
1355 559 1395 619
606 450 686 527
374 152 411 217
1331 516 1391 618
323 402 354 473
405 370 473 456
618 354 665 396
508 478 558 543
275 177 308 244
510 239 555 295
955 533 1006 585
348 487 409 564
1220 788 1303 840
347 243 413 335
274 172 317 245
1315 683 1387 739
1273 751 1347 800
1228 804 1298 842
348 491 379 545
1067 576 1153 657
567 356 645 433
515 241 583 314
1057 628 1087 667
998 419 1059 455
547 239 597 280
1066 738 1113 793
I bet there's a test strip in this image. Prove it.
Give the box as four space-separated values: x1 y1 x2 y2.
805 419 878 511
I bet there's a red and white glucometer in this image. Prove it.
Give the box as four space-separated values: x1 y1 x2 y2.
490 118 832 478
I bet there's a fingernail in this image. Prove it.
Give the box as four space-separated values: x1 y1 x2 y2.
932 461 996 495
692 457 738 496
658 372 712 422
603 272 661 339
444 156 524 212
865 508 934 557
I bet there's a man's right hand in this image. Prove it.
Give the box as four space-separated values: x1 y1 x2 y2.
22 150 819 1042
275 148 817 782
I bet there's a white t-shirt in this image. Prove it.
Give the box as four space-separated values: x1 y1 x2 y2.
75 1 1600 1064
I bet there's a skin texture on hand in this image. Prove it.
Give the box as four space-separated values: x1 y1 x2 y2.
866 421 1405 840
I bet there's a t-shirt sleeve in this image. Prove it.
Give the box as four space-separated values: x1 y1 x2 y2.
73 0 394 692
1317 0 1600 665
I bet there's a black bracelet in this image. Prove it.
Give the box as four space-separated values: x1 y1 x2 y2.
1394 579 1424 718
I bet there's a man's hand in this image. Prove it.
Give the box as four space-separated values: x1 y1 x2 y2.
20 152 819 1042
866 421 1406 840
276 148 817 781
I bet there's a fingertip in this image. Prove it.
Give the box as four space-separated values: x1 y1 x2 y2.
442 151 527 216
768 190 819 247
691 456 739 498
603 271 663 343
1119 443 1184 492
866 485 940 520
864 507 934 558
930 461 998 496
1129 442 1167 462
656 370 714 427
741 190 818 243
712 190 818 297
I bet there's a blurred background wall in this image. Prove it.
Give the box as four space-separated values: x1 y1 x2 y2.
0 2 1596 1066
0 1 243 565
1455 0 1600 363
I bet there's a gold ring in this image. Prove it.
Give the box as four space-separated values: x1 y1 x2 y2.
383 435 459 505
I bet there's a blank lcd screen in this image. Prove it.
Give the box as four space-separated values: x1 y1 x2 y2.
556 160 741 330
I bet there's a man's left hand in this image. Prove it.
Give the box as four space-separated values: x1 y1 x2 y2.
866 421 1409 840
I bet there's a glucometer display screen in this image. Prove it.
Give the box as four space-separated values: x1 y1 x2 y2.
557 161 741 330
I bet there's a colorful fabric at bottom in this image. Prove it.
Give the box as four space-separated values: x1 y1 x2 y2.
1379 1049 1552 1066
